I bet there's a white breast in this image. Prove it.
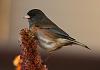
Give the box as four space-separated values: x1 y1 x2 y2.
36 30 56 50
36 29 69 51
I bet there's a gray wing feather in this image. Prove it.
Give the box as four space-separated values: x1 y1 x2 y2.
48 27 75 41
40 17 75 41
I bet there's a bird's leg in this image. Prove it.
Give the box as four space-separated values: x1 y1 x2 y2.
44 51 56 63
44 52 51 63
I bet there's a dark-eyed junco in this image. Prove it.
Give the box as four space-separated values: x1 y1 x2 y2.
25 9 90 52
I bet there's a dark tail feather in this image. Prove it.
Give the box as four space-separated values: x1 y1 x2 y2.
73 41 91 50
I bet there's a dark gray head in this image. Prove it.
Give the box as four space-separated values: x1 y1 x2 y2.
25 9 46 27
27 9 46 20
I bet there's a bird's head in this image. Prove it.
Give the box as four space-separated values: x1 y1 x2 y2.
24 9 46 27
25 9 45 21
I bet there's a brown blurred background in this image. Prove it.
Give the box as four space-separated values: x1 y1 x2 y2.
0 0 100 70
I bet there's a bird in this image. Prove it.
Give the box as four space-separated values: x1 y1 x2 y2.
24 9 91 53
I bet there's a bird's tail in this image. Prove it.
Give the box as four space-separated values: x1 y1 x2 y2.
72 40 91 50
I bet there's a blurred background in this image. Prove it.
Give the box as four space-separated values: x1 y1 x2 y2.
0 0 100 70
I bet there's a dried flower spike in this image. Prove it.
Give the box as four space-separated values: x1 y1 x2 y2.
13 28 47 70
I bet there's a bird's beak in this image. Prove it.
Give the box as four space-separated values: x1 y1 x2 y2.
24 15 30 19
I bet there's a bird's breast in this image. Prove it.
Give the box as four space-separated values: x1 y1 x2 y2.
36 29 55 50
36 29 70 51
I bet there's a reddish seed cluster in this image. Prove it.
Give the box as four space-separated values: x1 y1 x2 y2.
14 28 47 70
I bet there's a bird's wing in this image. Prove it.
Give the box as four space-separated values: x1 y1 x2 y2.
39 17 75 41
40 24 75 41
49 27 75 40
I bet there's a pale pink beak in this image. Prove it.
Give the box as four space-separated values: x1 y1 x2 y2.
24 15 30 19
